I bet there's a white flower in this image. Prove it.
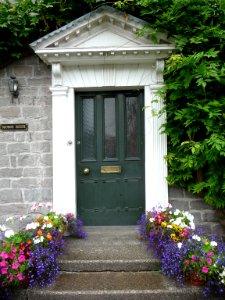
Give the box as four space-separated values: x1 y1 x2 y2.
42 224 47 229
33 236 44 244
192 234 201 241
149 218 155 222
54 215 59 219
4 229 14 238
174 209 181 216
167 225 172 229
0 224 7 232
177 242 182 249
43 216 49 221
190 222 195 230
26 222 40 230
210 241 217 247
6 217 13 222
46 223 52 228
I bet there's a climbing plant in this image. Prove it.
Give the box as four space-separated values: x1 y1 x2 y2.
115 0 225 208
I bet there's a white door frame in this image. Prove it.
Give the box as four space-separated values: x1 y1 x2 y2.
50 62 168 215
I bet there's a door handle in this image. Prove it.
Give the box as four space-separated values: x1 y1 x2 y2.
83 168 90 175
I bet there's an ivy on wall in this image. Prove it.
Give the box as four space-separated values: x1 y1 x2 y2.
0 0 224 207
119 0 225 208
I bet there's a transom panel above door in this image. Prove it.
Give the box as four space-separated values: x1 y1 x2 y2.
76 91 145 225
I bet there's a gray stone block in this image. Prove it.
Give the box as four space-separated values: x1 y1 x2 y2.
190 199 211 210
0 203 30 219
0 189 22 203
29 119 51 131
27 78 51 86
43 167 53 176
0 143 7 154
10 65 33 77
41 178 53 188
12 178 38 188
14 132 26 142
0 155 10 167
0 132 14 142
202 210 219 222
0 106 21 118
23 168 42 177
0 179 11 188
23 189 41 202
169 199 190 211
0 168 23 178
8 143 30 153
34 131 52 141
168 186 185 198
30 141 51 153
22 106 51 119
17 154 38 167
40 188 53 201
40 153 52 166
10 155 17 167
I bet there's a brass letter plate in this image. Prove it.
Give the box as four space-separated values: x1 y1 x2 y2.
101 166 122 174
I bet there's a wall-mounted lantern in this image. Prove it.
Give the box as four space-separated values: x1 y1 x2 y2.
8 76 19 102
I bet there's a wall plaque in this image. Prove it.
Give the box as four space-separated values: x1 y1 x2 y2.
0 124 28 131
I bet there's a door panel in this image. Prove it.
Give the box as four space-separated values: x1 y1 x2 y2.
76 91 145 225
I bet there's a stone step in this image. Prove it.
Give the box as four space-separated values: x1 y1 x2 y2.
60 226 161 272
24 271 204 300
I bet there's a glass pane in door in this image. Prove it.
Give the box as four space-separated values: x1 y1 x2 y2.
104 97 116 159
82 98 95 160
126 96 138 158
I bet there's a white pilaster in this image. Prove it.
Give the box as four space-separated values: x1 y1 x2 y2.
144 84 168 211
51 86 76 214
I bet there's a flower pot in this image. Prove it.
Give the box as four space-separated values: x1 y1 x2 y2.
186 272 205 286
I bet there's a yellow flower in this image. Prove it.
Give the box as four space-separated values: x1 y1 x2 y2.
173 237 179 243
176 227 183 234
161 221 167 228
172 223 177 230
170 233 176 239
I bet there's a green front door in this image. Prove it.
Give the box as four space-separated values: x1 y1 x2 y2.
76 91 145 225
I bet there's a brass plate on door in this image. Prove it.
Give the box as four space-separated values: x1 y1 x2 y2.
101 166 122 174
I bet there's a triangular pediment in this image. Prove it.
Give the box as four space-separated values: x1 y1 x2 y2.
30 5 174 65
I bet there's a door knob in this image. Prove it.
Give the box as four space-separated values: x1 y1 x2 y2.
83 168 90 175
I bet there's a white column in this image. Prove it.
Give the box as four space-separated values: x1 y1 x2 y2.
51 86 76 214
144 84 168 211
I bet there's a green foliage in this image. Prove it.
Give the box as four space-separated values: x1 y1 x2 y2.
133 0 225 208
0 0 93 66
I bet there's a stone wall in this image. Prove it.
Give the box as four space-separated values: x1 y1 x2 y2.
0 55 52 221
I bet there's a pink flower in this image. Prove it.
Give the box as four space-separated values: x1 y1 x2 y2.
0 251 8 259
206 258 213 264
185 259 190 265
202 266 209 273
12 262 19 269
191 255 197 261
17 273 24 281
8 274 14 282
207 251 214 256
1 268 8 275
8 253 15 260
18 255 25 263
0 260 7 267
12 248 17 254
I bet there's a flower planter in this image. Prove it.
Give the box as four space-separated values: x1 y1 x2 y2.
186 272 205 287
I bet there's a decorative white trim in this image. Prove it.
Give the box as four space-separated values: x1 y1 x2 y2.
50 86 76 214
144 85 168 211
52 63 62 86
